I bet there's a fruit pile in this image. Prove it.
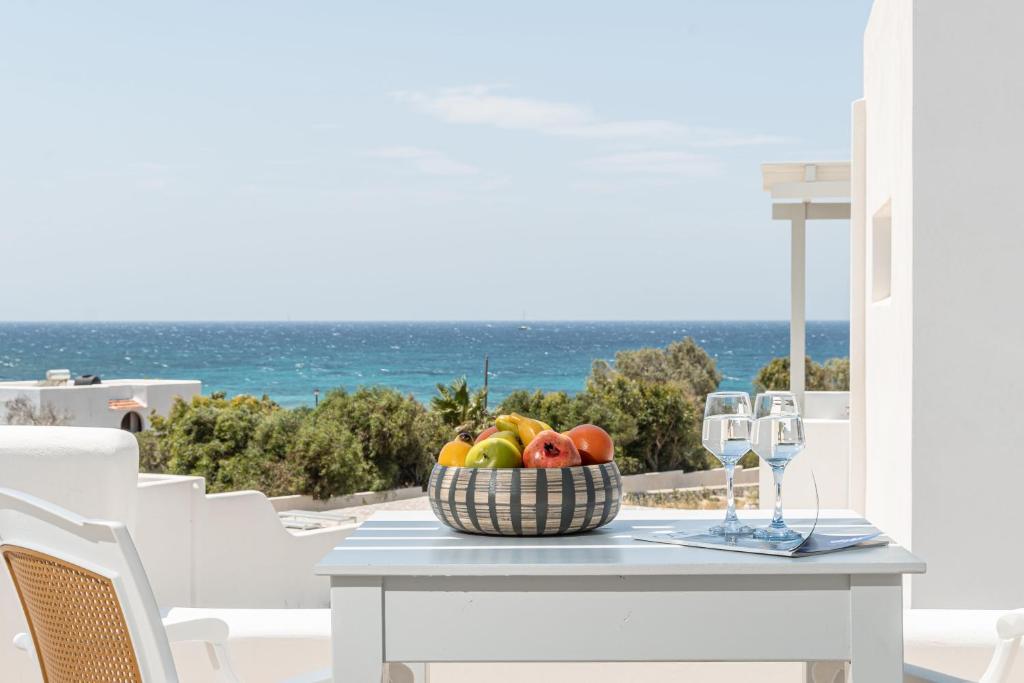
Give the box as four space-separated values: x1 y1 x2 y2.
437 413 615 469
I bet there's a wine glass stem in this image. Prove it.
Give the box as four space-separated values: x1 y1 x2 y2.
771 464 786 528
724 463 738 523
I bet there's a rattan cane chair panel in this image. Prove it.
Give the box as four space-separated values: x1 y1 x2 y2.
2 545 143 683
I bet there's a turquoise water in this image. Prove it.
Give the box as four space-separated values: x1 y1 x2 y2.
0 321 848 407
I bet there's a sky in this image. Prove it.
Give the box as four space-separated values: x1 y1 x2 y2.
0 1 871 321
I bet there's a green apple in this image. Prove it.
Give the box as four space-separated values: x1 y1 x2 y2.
491 430 523 453
464 437 522 468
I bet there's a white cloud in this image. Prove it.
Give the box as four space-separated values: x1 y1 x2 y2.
582 150 724 177
392 86 787 147
393 85 590 131
366 146 480 176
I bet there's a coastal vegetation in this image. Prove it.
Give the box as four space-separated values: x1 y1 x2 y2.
753 356 850 393
134 337 849 500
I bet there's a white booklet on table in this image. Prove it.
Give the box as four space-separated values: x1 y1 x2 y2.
633 471 887 557
634 529 887 557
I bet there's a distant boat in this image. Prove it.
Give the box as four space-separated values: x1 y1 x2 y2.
519 312 529 330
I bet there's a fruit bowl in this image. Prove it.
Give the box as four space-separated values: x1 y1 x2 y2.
427 462 622 536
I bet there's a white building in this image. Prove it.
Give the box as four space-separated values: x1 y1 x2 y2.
0 371 201 432
764 0 1024 616
855 0 1024 611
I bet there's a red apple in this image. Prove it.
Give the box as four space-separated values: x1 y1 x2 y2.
522 430 582 468
474 426 499 444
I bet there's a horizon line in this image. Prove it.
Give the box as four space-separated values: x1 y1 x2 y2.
0 318 852 324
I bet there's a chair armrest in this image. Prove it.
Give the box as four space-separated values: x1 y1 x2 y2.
162 615 230 645
12 632 32 652
904 663 973 683
161 615 240 683
996 608 1024 640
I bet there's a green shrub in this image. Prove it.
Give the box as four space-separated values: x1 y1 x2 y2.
753 356 850 393
137 336 736 498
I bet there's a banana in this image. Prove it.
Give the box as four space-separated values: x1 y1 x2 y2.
494 414 518 434
509 413 553 447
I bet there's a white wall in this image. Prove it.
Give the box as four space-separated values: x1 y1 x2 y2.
862 0 917 586
0 380 200 430
863 0 1024 608
909 0 1024 608
759 419 849 511
132 473 351 609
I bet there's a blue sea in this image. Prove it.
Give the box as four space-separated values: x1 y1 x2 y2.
0 322 848 407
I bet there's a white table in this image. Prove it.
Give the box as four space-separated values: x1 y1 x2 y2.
315 509 925 682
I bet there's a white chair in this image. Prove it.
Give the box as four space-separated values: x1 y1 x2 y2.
0 486 329 683
903 610 1024 683
810 610 1024 683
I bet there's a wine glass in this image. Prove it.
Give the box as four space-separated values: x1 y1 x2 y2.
750 411 806 542
753 391 800 420
702 392 754 537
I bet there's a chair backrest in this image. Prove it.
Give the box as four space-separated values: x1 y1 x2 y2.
0 487 178 683
979 609 1024 683
0 426 140 531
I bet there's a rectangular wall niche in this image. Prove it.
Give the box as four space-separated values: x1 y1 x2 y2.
872 200 893 302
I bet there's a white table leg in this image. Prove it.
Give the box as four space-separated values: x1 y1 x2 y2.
848 575 903 682
331 577 385 683
385 663 427 683
406 663 428 683
807 661 846 683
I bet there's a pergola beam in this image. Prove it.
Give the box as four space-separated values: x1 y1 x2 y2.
773 202 851 221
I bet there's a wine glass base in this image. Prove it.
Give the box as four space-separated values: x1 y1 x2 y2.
707 523 754 537
753 526 802 542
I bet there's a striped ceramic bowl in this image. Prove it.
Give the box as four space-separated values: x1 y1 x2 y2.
427 462 622 536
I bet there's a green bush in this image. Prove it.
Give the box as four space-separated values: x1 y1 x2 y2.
144 387 445 500
137 336 730 498
753 356 850 393
497 344 714 475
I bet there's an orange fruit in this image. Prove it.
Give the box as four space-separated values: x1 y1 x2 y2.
565 424 614 465
438 433 474 467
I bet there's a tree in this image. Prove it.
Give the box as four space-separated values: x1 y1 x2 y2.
143 387 446 499
497 365 710 476
136 336 731 496
149 393 279 489
135 429 167 473
820 357 850 391
579 372 708 474
593 337 722 403
430 377 488 432
753 356 850 393
314 387 445 489
4 395 71 426
214 407 311 496
283 419 377 500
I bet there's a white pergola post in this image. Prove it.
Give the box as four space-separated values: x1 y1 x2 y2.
763 163 852 414
790 203 807 404
849 100 867 513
